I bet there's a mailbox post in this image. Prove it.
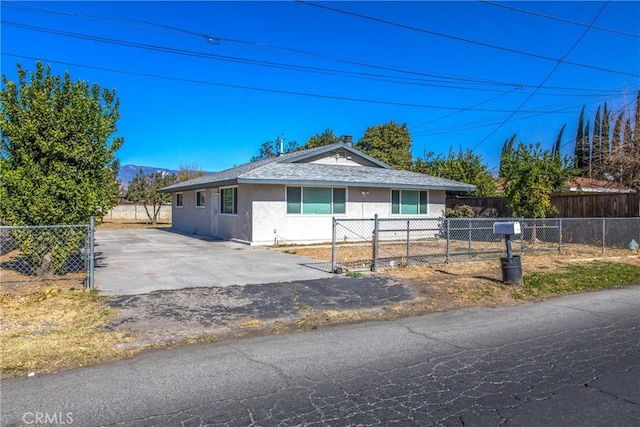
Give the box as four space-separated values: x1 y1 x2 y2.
493 221 523 285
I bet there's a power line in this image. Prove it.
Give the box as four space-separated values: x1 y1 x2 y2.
2 21 531 94
5 2 635 96
297 1 639 78
410 88 520 130
2 2 527 90
472 1 611 150
0 52 577 114
479 0 640 39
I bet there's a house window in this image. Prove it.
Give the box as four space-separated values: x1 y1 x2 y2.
220 187 237 215
176 193 183 208
391 190 428 215
287 187 346 215
196 190 206 208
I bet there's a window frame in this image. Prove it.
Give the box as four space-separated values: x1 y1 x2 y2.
286 186 347 216
390 189 429 215
196 190 206 208
175 192 183 208
220 186 238 215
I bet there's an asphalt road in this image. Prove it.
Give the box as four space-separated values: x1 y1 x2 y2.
2 287 639 427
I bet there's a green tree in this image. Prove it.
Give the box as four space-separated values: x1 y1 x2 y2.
500 142 575 218
552 124 566 160
0 62 122 274
251 136 300 161
574 106 587 171
355 120 413 170
304 128 342 149
0 62 122 225
413 148 496 196
126 170 177 224
499 134 517 177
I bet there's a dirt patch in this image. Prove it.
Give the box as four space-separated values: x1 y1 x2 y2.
105 276 412 345
97 219 171 230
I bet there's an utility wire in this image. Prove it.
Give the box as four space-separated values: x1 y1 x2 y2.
410 88 520 130
3 21 534 93
297 0 639 78
2 2 527 89
472 1 611 150
8 20 629 99
2 21 519 93
479 0 640 39
5 2 635 95
0 52 574 114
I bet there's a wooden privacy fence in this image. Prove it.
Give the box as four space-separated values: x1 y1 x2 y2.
447 192 639 218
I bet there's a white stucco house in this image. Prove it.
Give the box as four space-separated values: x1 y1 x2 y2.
158 142 475 245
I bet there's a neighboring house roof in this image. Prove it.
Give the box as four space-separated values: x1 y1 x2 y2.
494 176 636 194
159 142 476 193
566 177 636 194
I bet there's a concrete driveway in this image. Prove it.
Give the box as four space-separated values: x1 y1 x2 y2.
94 229 333 295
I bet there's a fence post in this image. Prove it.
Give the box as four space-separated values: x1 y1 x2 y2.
558 218 563 253
602 217 606 255
446 218 450 263
372 214 379 271
331 217 336 273
520 218 525 252
468 219 472 258
406 219 410 261
88 216 95 290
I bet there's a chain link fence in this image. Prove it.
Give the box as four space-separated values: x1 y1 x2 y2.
0 218 95 289
332 216 640 273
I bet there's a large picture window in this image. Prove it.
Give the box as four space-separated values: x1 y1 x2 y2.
196 190 206 208
221 187 237 215
391 190 428 215
287 187 346 215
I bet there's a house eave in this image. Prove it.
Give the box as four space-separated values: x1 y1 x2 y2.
237 178 475 192
158 179 238 193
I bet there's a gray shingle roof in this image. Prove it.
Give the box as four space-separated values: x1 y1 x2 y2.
158 143 475 193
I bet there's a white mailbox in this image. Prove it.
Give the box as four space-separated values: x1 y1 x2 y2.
493 221 521 235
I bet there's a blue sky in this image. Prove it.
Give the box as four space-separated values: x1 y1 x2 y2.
2 1 639 174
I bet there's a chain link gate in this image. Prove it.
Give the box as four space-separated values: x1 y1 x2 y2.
0 217 95 289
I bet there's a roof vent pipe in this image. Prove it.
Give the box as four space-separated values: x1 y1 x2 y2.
277 136 284 156
343 135 353 146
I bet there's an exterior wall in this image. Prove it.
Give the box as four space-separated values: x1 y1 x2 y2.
171 185 447 245
249 185 447 245
104 204 171 222
429 190 447 217
217 185 253 243
171 189 214 236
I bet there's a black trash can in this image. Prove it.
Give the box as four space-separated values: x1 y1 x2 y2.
500 255 523 285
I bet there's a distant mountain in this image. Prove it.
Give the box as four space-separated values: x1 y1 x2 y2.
118 165 178 187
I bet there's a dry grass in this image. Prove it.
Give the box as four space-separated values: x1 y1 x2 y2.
276 240 634 265
0 288 139 378
379 253 640 316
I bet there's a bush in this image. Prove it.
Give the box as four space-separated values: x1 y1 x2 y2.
445 205 476 218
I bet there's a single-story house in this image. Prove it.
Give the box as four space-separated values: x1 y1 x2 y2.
158 142 475 245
